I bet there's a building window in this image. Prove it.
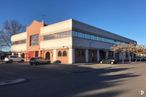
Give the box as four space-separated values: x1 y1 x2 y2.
77 51 81 57
58 51 62 57
45 52 50 60
30 34 39 46
12 39 26 45
35 51 39 57
72 31 125 44
44 31 72 40
63 51 67 56
77 50 84 57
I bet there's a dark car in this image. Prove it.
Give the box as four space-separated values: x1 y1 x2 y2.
100 59 117 64
29 57 50 65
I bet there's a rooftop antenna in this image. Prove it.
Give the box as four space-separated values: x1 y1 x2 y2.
41 14 47 23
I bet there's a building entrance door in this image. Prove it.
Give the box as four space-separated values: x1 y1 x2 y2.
35 51 39 57
89 49 97 62
45 52 50 60
99 50 106 60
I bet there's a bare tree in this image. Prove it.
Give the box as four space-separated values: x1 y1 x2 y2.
0 20 25 50
135 45 145 61
127 43 136 63
111 43 146 63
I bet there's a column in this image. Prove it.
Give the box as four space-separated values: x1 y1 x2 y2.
53 49 56 62
123 52 126 60
106 50 109 59
131 53 134 60
12 52 14 56
69 48 75 64
97 50 100 62
18 52 21 57
113 52 116 59
85 49 89 62
119 52 122 60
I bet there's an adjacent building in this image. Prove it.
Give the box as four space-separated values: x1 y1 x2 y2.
11 19 136 64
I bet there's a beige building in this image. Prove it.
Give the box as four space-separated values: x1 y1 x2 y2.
11 19 136 64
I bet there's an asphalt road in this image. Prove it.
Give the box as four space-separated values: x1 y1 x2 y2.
0 62 145 97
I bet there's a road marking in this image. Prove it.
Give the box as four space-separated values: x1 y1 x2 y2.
0 78 27 86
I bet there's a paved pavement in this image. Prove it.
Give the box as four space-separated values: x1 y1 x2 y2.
0 62 145 97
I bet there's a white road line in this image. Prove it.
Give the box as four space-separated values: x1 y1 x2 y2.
0 78 26 86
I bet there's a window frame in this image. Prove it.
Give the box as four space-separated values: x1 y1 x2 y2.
58 51 62 57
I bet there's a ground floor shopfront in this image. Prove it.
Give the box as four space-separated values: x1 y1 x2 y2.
12 48 135 64
74 49 114 63
13 48 124 64
23 48 69 64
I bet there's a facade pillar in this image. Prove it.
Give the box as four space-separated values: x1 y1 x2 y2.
97 50 100 62
12 52 14 56
131 53 134 60
106 50 109 59
124 52 126 60
18 52 21 57
113 52 116 59
39 50 42 57
85 49 89 62
53 49 56 62
119 52 126 61
69 48 75 64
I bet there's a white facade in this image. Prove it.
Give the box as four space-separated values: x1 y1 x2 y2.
11 32 27 52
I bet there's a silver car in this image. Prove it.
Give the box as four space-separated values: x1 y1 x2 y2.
4 56 24 63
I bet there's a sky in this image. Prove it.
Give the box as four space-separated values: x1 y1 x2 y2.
0 0 146 46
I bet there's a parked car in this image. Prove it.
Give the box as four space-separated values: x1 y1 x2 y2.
134 57 146 61
100 59 117 64
4 56 24 63
29 57 50 65
53 60 61 64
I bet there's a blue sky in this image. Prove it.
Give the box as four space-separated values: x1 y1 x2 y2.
0 0 146 45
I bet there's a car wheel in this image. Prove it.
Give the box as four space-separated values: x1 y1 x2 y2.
48 61 51 64
9 60 13 63
5 61 9 63
30 62 33 65
35 62 39 65
20 60 24 63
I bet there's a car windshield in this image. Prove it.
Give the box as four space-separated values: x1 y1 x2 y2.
10 56 18 58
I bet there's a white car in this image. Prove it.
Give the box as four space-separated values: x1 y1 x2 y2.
4 56 24 63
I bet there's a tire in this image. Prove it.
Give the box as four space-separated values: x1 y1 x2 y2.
9 60 13 63
48 61 51 64
35 62 39 65
20 60 24 63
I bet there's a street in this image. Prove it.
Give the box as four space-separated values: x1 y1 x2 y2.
0 62 145 97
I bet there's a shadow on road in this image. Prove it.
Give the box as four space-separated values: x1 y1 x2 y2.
0 63 140 97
